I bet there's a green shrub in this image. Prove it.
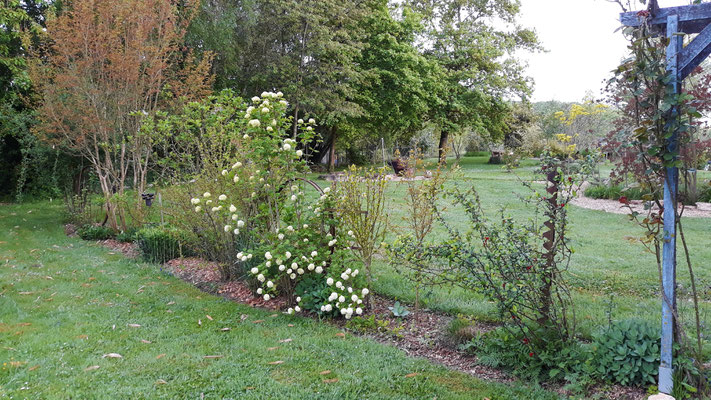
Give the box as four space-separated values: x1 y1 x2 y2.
697 181 711 203
467 327 592 385
591 319 659 386
77 225 115 241
583 184 609 199
115 228 139 243
584 184 655 201
136 226 194 264
294 274 331 315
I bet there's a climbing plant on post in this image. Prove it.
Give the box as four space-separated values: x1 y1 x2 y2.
619 1 711 394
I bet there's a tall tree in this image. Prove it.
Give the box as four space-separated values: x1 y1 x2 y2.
409 0 540 161
188 0 369 171
30 0 213 229
349 1 444 147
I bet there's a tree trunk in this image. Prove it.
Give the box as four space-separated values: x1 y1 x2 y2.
329 127 337 173
438 130 449 164
540 169 559 324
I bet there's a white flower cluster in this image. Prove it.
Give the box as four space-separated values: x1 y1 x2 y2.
321 278 367 319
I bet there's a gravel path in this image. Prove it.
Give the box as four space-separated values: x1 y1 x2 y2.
570 183 711 218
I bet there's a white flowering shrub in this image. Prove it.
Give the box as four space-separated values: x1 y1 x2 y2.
248 187 368 318
181 92 369 318
163 90 316 279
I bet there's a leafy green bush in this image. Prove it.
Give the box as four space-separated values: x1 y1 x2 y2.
584 184 655 201
77 225 115 241
115 228 139 243
136 226 194 264
294 274 331 315
590 319 659 386
468 327 590 383
698 180 711 203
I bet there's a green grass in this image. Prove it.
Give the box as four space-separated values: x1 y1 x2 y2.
0 202 559 399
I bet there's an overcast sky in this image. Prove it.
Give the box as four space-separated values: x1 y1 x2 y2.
518 0 692 103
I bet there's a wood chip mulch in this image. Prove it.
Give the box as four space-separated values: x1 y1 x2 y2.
343 296 511 382
163 257 221 285
218 281 288 310
99 239 139 258
162 257 288 310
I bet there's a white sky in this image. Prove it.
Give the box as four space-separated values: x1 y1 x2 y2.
518 0 693 102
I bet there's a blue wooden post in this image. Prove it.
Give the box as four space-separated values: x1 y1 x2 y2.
659 13 681 395
620 3 711 395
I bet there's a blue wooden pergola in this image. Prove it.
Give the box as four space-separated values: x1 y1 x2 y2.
620 1 711 394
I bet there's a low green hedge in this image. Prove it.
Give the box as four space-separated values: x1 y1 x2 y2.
136 226 195 264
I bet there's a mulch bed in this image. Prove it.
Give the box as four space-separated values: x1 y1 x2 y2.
99 239 139 258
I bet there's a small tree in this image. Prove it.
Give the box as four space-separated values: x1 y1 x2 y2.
336 165 389 304
31 0 212 230
390 149 453 321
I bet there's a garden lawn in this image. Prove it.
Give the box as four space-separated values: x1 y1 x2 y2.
0 202 558 399
314 156 711 346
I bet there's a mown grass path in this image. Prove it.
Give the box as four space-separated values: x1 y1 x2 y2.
0 203 558 399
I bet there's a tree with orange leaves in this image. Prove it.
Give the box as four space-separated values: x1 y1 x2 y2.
30 0 213 230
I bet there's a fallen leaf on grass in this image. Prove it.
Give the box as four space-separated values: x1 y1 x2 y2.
319 370 331 375
240 314 249 322
18 291 34 295
28 365 40 371
287 324 294 327
252 320 264 324
45 276 53 280
156 354 166 359
84 365 100 372
278 338 292 343
155 379 167 385
206 315 213 321
9 361 26 367
405 373 419 378
267 360 284 365
77 334 88 340
220 327 231 332
322 378 339 383
102 353 123 359
166 301 175 306
267 347 279 351
245 387 255 390
127 324 141 328
141 339 152 344
334 333 346 338
203 355 223 359
270 314 278 318
198 319 202 327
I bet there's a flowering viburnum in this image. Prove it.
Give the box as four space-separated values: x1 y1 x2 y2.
241 185 368 319
185 93 361 313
